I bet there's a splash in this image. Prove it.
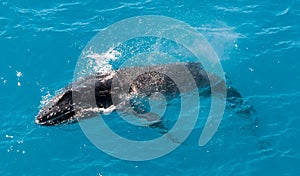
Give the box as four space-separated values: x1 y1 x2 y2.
16 71 23 77
16 71 23 87
39 91 53 108
82 47 121 75
195 21 245 60
75 105 116 119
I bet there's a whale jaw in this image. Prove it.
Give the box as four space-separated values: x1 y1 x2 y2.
35 89 76 126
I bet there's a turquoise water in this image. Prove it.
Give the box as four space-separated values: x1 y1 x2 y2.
1 0 300 175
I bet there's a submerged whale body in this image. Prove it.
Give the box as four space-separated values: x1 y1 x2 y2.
35 62 243 126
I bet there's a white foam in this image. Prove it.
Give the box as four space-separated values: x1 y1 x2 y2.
16 71 23 78
83 47 121 74
195 22 245 60
39 91 53 108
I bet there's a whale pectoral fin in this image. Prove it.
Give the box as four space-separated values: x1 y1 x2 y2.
129 94 151 114
149 121 169 134
129 97 169 133
126 108 170 135
148 118 184 144
149 121 183 144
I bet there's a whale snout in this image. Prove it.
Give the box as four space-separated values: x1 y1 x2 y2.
35 89 75 125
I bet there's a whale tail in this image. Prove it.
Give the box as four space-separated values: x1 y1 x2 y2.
226 86 256 123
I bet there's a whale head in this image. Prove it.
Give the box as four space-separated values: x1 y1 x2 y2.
35 88 76 126
35 73 114 126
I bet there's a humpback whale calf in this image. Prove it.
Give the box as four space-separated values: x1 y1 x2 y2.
35 62 246 127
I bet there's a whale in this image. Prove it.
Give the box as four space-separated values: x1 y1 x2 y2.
35 62 244 127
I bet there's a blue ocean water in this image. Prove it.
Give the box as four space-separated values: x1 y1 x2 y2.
1 0 300 175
